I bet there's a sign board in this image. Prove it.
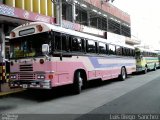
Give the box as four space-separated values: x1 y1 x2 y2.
0 3 55 24
19 28 35 36
81 25 104 36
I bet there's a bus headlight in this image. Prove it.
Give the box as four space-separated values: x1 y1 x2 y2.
37 75 45 79
10 75 16 79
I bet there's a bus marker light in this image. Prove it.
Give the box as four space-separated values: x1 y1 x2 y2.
10 32 16 37
36 25 43 32
40 59 44 64
49 75 53 79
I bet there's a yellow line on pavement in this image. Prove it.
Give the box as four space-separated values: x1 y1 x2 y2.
0 89 24 96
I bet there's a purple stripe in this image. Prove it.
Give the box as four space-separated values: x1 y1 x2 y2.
89 57 135 69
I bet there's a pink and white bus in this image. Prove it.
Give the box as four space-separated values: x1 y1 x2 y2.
9 22 136 94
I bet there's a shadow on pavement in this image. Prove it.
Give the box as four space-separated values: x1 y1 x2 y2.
0 106 17 113
1 78 124 102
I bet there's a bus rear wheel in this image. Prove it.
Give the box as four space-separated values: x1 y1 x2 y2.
143 66 148 74
119 67 127 81
73 71 83 94
153 64 157 71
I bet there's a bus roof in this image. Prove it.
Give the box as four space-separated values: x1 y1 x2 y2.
11 22 134 49
135 47 158 53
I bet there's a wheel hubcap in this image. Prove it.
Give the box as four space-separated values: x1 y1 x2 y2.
122 68 126 79
78 72 83 88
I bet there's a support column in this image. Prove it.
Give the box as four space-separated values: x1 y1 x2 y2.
0 29 3 64
0 25 5 62
56 0 62 27
0 27 3 87
87 11 91 26
107 17 109 31
72 0 76 23
120 23 122 35
0 25 5 91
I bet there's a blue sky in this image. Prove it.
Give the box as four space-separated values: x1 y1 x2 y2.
113 0 160 50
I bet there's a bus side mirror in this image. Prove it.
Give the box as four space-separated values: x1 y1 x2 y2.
42 44 49 55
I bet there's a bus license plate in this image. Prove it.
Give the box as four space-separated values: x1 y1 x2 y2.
22 84 28 88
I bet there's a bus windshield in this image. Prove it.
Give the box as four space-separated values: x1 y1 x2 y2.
10 32 50 59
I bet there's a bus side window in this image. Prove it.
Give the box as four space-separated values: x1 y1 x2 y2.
61 34 69 52
123 48 126 56
131 49 134 56
130 49 133 56
116 46 123 56
133 50 135 57
106 44 109 55
131 49 134 57
126 48 130 56
86 40 96 53
71 37 82 52
109 44 116 55
65 35 70 52
81 39 85 53
54 33 69 52
54 32 61 51
144 52 146 57
99 42 106 54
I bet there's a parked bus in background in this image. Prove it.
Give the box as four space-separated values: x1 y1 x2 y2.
135 47 159 74
9 22 136 94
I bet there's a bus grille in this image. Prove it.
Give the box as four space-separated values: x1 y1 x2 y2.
20 64 33 71
18 73 36 80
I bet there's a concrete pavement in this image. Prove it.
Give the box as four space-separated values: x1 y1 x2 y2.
0 83 24 97
1 70 160 120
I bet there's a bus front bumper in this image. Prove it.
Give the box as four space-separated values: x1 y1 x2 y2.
9 80 52 89
136 67 145 72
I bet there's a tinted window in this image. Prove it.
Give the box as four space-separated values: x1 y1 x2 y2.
123 48 130 56
130 49 135 57
87 40 96 53
61 34 69 51
99 42 106 54
72 37 82 52
109 44 116 55
116 46 123 56
54 32 61 51
54 33 69 52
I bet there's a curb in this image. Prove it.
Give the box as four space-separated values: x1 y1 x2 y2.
0 89 24 97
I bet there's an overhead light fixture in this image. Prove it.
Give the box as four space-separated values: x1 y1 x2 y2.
117 20 121 23
81 4 87 8
98 12 102 15
74 0 79 4
110 17 114 20
92 9 98 13
103 14 108 17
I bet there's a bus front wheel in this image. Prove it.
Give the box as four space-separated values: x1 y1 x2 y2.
119 67 127 81
73 71 83 94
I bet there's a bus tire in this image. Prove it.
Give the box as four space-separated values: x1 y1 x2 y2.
73 71 83 94
119 67 127 81
153 64 157 71
143 66 148 74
